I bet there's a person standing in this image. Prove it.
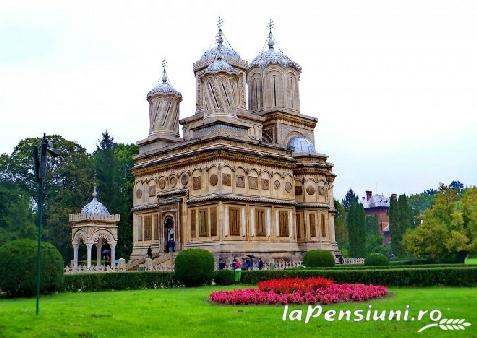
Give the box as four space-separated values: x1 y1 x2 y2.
147 246 152 259
258 258 264 270
234 257 242 283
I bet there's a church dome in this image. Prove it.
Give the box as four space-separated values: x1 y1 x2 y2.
147 65 181 99
250 21 301 72
251 48 301 72
200 45 241 65
287 137 316 154
206 56 235 74
81 185 110 216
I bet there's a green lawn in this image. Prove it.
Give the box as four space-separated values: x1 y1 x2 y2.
0 286 476 338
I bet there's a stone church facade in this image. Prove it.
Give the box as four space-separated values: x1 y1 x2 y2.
130 22 338 263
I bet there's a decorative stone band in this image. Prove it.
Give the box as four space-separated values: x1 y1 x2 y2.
187 193 297 206
69 214 120 222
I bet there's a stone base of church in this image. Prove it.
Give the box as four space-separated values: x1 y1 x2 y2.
129 240 340 265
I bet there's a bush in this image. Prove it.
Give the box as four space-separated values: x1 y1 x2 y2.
0 239 64 297
174 249 214 286
365 253 389 266
240 267 477 286
213 270 235 285
64 272 178 292
303 250 335 267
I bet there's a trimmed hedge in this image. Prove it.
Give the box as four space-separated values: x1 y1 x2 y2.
174 249 214 286
294 263 469 270
303 250 335 267
0 239 64 297
240 267 477 286
213 270 235 285
64 272 178 292
365 253 389 266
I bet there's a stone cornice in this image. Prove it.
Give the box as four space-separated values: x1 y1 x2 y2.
261 111 317 129
187 193 296 206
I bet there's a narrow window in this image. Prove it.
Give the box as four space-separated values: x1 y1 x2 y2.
310 213 316 237
153 214 159 240
144 215 152 241
199 208 208 237
321 214 326 237
273 76 277 107
210 207 217 237
191 210 196 238
296 213 301 239
279 211 289 237
138 216 143 241
256 209 266 236
229 207 241 236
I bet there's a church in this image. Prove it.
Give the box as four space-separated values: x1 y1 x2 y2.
130 20 338 264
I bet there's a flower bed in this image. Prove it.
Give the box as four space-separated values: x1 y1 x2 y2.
258 277 334 293
210 277 387 305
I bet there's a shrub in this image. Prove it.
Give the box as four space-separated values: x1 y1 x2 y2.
63 272 178 292
303 250 335 267
240 267 477 286
174 249 214 286
365 253 389 266
213 270 235 285
0 239 64 297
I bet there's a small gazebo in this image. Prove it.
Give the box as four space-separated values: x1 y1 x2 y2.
69 185 120 269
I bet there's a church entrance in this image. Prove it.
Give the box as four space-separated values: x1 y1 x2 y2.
164 216 175 253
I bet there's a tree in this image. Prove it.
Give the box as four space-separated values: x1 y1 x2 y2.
347 201 366 257
365 215 386 256
449 180 464 193
389 194 400 256
0 181 35 245
94 132 138 259
0 135 94 262
334 199 348 254
408 189 437 226
403 186 476 262
342 189 359 210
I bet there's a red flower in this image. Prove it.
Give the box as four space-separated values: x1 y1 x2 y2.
210 277 388 305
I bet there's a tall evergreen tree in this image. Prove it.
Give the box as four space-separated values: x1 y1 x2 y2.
334 199 348 254
342 189 359 210
94 131 138 259
347 201 366 257
389 194 400 256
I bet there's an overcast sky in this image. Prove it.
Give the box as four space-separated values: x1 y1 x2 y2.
0 0 476 199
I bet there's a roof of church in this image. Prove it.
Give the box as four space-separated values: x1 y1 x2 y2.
147 61 181 99
80 185 110 216
362 194 390 209
287 136 316 154
206 57 235 73
250 21 301 72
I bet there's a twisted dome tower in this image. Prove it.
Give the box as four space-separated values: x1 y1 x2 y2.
193 18 248 117
247 20 301 114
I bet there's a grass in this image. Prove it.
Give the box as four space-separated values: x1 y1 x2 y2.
465 258 477 265
0 286 476 338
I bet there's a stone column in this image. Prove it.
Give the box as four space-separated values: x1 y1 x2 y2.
86 243 93 269
110 242 116 267
96 243 102 267
73 244 79 270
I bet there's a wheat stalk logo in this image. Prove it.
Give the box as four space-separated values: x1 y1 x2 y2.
418 318 471 333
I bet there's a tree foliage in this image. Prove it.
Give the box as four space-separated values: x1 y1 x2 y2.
403 186 477 262
333 199 348 254
347 201 366 257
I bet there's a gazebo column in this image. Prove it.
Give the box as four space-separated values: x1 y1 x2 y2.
86 243 93 269
96 242 103 267
73 243 79 270
110 241 116 267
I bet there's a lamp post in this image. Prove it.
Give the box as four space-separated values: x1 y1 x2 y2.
32 134 58 315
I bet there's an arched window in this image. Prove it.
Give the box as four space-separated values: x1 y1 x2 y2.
321 214 326 238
